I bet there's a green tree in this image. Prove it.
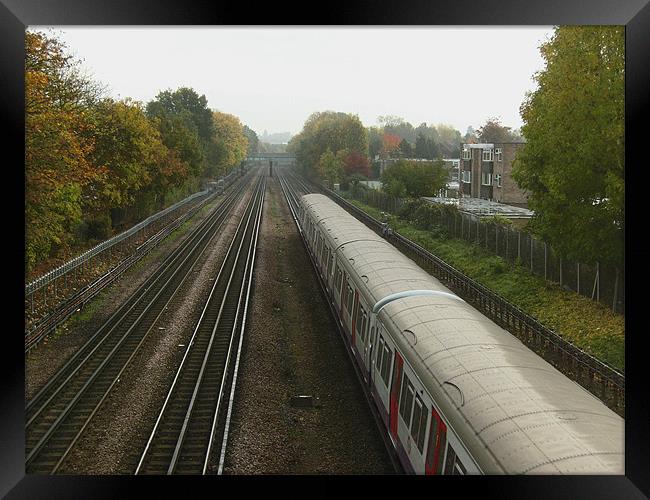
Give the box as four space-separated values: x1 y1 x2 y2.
398 139 413 158
367 126 383 159
511 26 624 265
436 124 462 157
288 111 368 178
243 125 259 155
318 148 345 185
146 87 213 178
381 159 448 198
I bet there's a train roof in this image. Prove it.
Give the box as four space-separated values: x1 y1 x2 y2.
300 193 624 475
303 194 453 301
379 295 624 474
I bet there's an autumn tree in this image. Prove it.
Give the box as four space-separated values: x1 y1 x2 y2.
381 133 401 158
512 26 624 266
25 30 105 270
209 111 249 178
343 151 370 178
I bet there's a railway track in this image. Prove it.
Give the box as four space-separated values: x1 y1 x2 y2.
25 169 258 474
135 176 265 475
276 170 403 474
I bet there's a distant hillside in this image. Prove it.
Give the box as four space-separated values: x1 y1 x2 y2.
260 130 292 144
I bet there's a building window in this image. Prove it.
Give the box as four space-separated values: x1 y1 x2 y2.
462 148 471 160
481 172 492 186
482 149 494 162
461 170 471 183
495 148 503 162
494 174 502 187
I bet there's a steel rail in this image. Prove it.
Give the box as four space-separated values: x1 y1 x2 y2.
25 190 215 352
213 177 266 475
25 171 257 474
135 176 265 475
276 170 404 474
27 176 246 421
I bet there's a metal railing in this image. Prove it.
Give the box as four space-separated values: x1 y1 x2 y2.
26 170 240 297
26 190 206 296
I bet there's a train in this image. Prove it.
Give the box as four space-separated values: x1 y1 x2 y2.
298 193 624 475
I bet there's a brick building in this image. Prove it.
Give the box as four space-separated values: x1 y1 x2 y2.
459 142 528 207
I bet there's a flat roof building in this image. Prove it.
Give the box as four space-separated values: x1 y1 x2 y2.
460 142 528 208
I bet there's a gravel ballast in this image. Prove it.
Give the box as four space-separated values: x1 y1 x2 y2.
221 176 394 474
56 177 255 474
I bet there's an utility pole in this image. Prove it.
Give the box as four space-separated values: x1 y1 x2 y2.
269 159 273 177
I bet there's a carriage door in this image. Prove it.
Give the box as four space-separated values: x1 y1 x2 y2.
424 407 447 475
389 351 404 439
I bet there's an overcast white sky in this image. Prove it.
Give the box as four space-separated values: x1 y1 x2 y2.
33 26 555 137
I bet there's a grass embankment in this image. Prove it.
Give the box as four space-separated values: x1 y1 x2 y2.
345 198 625 372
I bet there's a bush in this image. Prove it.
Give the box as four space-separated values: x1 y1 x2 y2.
81 214 113 241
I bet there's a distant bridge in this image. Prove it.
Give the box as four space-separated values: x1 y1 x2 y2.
247 152 296 165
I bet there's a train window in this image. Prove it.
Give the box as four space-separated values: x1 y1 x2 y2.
354 300 361 332
410 395 428 453
375 335 391 387
325 248 332 277
399 374 415 424
443 445 464 475
334 264 342 293
346 284 354 314
376 335 384 365
435 428 447 475
355 304 368 343
425 416 439 469
342 281 348 308
444 445 456 475
380 343 392 386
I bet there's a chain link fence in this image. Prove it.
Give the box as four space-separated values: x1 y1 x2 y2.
347 187 624 314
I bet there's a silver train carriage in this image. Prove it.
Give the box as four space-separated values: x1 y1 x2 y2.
298 193 623 475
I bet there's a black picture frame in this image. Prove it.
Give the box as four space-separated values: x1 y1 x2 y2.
2 0 648 498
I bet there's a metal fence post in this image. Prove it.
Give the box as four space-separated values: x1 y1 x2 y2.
530 236 533 271
577 262 580 294
518 231 521 261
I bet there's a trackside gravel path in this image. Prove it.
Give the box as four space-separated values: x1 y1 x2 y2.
221 176 394 474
